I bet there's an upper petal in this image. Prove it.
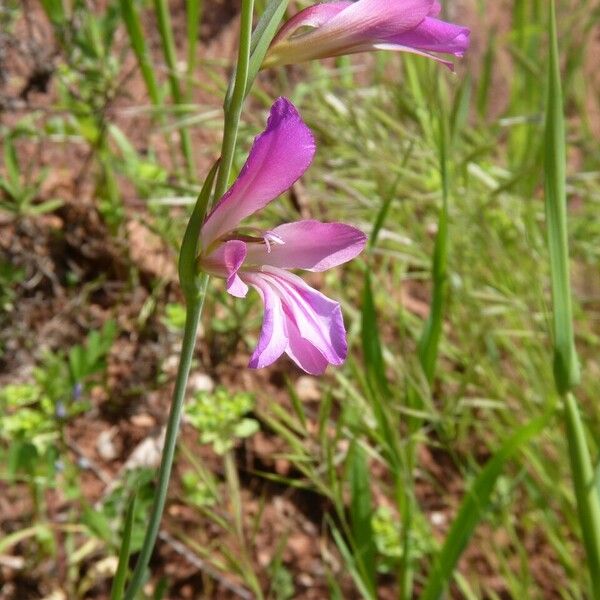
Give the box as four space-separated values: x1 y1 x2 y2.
201 98 316 249
272 1 351 45
323 0 434 40
245 220 366 272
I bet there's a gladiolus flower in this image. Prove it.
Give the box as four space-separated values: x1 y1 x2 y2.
264 0 470 70
198 98 366 375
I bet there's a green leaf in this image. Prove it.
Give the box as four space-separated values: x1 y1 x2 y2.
543 0 580 393
119 0 161 106
347 441 377 595
417 111 449 384
82 505 113 542
110 493 137 600
361 271 389 399
246 0 289 94
233 418 259 439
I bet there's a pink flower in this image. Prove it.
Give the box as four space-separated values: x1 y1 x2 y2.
199 98 366 375
264 0 470 70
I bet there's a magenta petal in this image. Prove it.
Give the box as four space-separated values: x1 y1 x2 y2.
428 1 441 16
201 240 249 298
246 275 288 369
285 318 329 375
384 17 470 57
262 268 347 365
245 220 366 272
201 98 316 248
324 0 434 40
273 1 351 44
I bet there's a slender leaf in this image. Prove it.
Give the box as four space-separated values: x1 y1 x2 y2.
544 0 580 393
120 0 161 106
110 494 137 600
347 441 377 595
153 0 195 177
417 112 449 384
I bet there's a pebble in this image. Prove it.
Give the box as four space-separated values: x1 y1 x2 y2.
188 372 215 394
295 376 321 402
96 427 119 461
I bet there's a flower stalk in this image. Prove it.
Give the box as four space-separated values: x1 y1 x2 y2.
120 2 255 597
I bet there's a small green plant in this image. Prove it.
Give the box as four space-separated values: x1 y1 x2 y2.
0 321 117 496
186 388 259 455
0 132 62 217
163 302 187 331
180 470 218 508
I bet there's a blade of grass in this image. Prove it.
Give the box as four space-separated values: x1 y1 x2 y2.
213 0 255 201
110 494 137 600
417 109 449 384
347 441 377 596
544 2 600 594
245 0 289 96
544 0 580 393
185 0 204 98
153 0 195 178
120 0 161 106
420 415 548 600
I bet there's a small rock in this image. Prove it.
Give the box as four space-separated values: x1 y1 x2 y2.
96 427 118 461
257 550 271 567
123 428 166 471
162 355 179 376
297 573 314 588
295 376 320 402
287 533 311 557
130 413 156 428
430 511 446 527
188 372 215 394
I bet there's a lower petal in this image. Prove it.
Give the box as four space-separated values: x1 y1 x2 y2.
261 268 348 366
285 318 329 375
245 274 288 369
384 17 470 57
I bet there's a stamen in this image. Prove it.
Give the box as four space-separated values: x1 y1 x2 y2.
263 231 285 253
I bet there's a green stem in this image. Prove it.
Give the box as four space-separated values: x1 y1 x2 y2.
123 283 206 600
213 0 255 201
563 393 600 594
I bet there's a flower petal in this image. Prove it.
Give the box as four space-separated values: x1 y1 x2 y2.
245 220 366 272
383 17 470 57
246 275 288 369
200 240 249 297
323 0 434 40
272 1 351 45
285 318 329 375
201 98 316 249
260 267 347 365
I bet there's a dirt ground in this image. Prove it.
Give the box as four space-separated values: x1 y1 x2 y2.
0 1 583 598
